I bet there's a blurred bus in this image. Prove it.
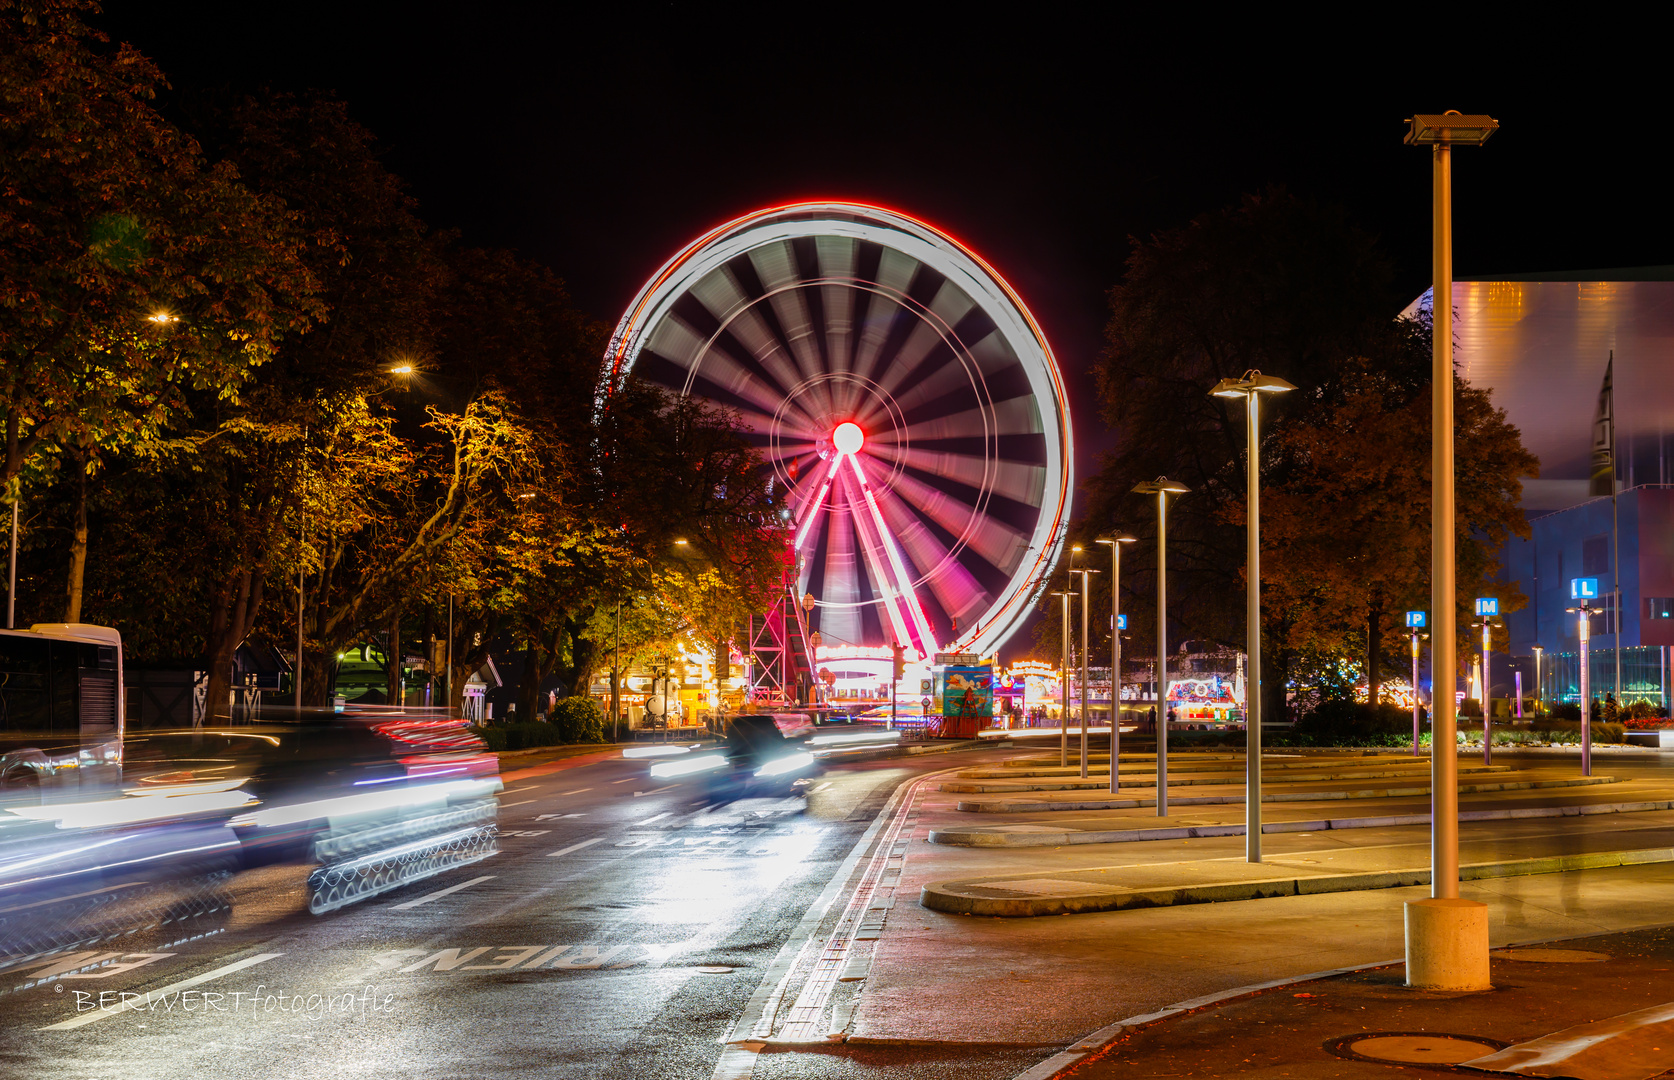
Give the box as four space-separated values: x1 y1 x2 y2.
0 623 123 800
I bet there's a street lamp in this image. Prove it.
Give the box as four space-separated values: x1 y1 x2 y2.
1211 369 1295 863
1074 566 1100 779
1403 108 1498 992
1052 589 1076 767
1133 477 1189 817
1096 536 1138 793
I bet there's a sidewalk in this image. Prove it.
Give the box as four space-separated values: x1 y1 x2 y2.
839 748 1674 1066
1047 924 1674 1079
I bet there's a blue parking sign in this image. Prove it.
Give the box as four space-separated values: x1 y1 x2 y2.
1570 577 1600 600
1406 611 1426 628
1115 614 1127 630
1474 597 1499 616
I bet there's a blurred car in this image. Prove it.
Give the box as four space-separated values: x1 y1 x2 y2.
124 711 501 913
648 714 818 798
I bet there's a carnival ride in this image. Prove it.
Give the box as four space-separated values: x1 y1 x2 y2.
603 202 1073 703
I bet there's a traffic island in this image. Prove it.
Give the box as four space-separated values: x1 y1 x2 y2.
921 847 1674 917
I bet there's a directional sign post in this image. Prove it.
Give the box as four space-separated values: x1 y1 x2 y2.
1407 612 1427 756
1475 599 1498 764
1572 579 1598 775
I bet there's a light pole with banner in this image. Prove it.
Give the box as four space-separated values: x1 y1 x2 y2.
1532 645 1544 714
1133 477 1189 817
1211 371 1295 863
1096 536 1137 793
1407 611 1427 756
1403 108 1499 991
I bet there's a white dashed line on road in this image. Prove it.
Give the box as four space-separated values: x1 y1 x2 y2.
390 876 497 911
546 837 604 858
636 812 673 825
502 786 541 795
500 800 537 808
611 777 637 784
558 788 592 796
633 786 679 797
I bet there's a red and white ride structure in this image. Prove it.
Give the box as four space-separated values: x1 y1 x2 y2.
603 202 1074 701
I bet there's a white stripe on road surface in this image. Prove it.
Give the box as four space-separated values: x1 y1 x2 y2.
611 777 637 784
547 838 604 858
391 876 495 910
558 788 592 796
634 786 679 797
500 800 537 808
636 812 672 825
501 786 541 795
39 953 285 1030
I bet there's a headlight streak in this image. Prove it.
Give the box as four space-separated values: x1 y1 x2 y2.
622 744 701 759
806 731 899 746
228 778 500 829
6 790 256 829
648 754 729 780
754 752 815 777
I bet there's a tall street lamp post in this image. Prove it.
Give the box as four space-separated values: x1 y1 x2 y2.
1053 589 1075 767
1211 370 1294 863
1075 566 1099 779
1133 477 1189 817
1569 575 1601 776
1096 536 1137 794
1403 109 1498 992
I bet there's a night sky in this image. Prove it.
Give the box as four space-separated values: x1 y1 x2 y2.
95 4 1672 521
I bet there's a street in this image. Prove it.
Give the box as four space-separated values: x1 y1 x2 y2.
0 749 955 1080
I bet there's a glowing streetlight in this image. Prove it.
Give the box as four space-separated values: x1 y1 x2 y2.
1096 535 1137 793
1132 476 1189 816
147 312 177 324
1402 108 1498 992
1211 370 1294 862
388 364 415 375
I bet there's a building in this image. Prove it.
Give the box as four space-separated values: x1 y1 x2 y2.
1404 271 1674 707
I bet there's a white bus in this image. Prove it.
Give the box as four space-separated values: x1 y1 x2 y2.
0 622 124 799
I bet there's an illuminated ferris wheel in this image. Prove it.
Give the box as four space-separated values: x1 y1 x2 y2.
603 202 1073 661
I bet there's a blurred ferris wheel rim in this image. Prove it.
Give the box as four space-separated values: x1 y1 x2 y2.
601 201 1074 661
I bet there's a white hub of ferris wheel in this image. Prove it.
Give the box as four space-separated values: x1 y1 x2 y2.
603 202 1074 661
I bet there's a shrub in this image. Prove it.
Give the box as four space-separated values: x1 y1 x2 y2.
469 722 563 752
1272 700 1417 748
1549 702 1582 722
551 697 606 744
1529 720 1626 745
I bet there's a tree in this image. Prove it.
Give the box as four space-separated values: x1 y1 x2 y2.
2 2 320 624
1069 190 1531 722
1249 353 1537 706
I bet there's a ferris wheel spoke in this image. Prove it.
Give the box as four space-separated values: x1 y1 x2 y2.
883 466 1030 587
870 475 989 629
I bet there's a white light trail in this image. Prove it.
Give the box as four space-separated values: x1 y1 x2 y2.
847 454 936 657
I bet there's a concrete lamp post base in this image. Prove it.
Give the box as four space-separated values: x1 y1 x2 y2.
1404 898 1491 990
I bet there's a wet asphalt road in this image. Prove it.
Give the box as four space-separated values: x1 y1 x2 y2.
0 749 1017 1080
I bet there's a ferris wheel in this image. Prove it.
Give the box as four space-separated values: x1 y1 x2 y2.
603 202 1073 661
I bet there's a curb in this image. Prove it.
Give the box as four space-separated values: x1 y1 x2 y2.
920 846 1674 917
928 797 1674 847
941 763 1509 793
955 774 1620 813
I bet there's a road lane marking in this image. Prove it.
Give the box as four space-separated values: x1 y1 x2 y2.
634 785 679 797
636 812 673 825
390 876 496 910
500 830 550 837
546 837 604 858
501 786 542 795
39 953 285 1030
500 800 537 808
611 777 637 784
535 812 587 820
558 788 592 796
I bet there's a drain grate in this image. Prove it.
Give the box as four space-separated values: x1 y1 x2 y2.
1327 1032 1506 1065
